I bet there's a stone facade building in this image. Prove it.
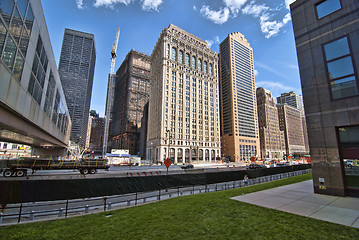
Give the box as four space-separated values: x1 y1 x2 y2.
110 50 150 155
277 91 310 153
147 24 221 163
219 32 260 162
277 104 306 156
291 0 359 197
256 88 286 160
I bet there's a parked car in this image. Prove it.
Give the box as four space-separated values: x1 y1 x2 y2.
275 163 288 167
181 164 194 169
247 164 265 169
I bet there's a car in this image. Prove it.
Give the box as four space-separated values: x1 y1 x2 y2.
247 164 265 169
275 163 288 167
181 164 194 169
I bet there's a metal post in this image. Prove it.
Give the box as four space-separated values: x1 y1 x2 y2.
192 185 195 194
17 204 22 223
108 202 112 210
158 189 161 201
143 198 146 203
216 183 217 192
127 200 131 206
135 193 138 206
65 200 69 217
85 205 89 214
104 197 107 211
29 211 35 221
178 187 180 196
59 208 64 217
0 213 3 224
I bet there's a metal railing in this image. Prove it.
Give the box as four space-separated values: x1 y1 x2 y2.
0 169 311 225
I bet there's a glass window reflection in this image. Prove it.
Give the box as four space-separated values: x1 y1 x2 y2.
0 0 14 26
324 37 349 61
10 7 22 44
185 53 190 67
13 51 24 81
331 76 358 99
17 0 28 18
338 126 359 189
327 56 354 79
2 36 16 70
0 19 7 54
316 0 341 19
192 56 196 69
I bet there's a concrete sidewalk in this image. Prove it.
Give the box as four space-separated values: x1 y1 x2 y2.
231 180 359 228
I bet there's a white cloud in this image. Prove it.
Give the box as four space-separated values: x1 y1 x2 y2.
223 0 248 14
193 5 197 11
285 0 296 9
76 0 84 9
254 69 259 76
256 81 301 98
200 6 230 24
242 1 268 17
255 61 287 78
93 0 133 8
141 0 163 11
206 40 214 48
215 35 220 43
259 12 291 39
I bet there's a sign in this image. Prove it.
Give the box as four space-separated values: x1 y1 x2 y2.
164 158 172 168
250 157 255 162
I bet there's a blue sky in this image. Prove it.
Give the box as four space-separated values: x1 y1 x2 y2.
41 0 299 117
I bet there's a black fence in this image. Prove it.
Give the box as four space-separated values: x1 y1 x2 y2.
0 169 312 225
0 164 311 205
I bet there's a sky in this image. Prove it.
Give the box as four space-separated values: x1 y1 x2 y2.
41 0 299 117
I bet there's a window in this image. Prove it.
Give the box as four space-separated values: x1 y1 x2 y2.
338 126 359 190
209 63 213 75
185 53 190 66
171 47 177 61
179 50 183 64
204 61 207 73
316 0 341 19
323 37 358 99
198 58 202 71
192 56 196 69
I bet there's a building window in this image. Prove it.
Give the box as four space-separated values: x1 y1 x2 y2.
198 58 202 71
204 61 207 73
323 37 358 99
185 53 190 66
338 126 359 190
179 50 183 64
209 63 213 75
192 56 196 69
171 47 177 61
316 0 341 19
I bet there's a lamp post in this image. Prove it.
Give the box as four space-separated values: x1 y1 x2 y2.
166 129 171 162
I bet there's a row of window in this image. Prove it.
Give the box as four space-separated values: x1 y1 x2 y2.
169 45 214 75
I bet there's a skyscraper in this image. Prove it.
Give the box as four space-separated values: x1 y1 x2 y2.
277 91 309 153
147 24 221 163
219 32 260 162
277 104 306 156
58 28 96 147
110 50 151 155
256 87 286 160
291 0 359 197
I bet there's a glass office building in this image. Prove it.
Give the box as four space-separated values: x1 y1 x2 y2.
219 32 260 162
0 0 71 150
291 0 359 197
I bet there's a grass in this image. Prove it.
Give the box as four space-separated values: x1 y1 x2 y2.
0 173 358 240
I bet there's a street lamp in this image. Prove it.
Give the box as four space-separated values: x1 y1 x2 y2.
166 129 171 162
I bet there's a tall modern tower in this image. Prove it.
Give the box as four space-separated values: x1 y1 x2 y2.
219 32 260 162
110 50 151 155
58 28 96 147
291 0 359 197
147 24 221 163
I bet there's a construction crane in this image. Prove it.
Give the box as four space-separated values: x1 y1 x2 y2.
103 27 120 156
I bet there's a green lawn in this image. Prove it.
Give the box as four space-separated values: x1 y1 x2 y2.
1 173 358 240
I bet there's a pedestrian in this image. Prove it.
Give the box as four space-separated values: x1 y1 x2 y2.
244 175 249 186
